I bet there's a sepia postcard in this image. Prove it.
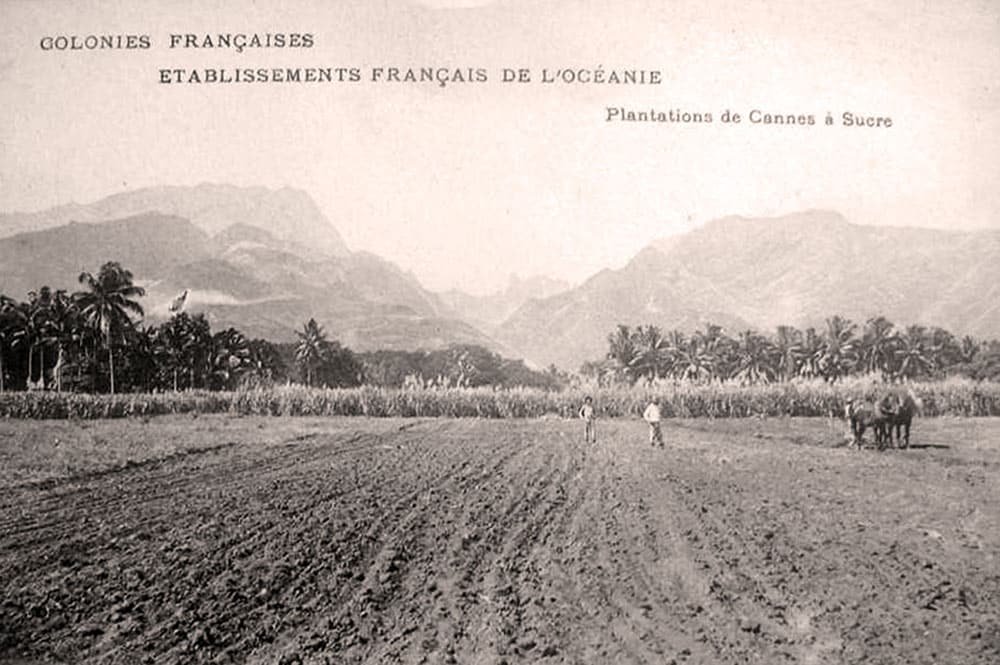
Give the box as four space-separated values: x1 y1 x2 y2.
1 1 998 663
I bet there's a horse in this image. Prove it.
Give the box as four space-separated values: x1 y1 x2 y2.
878 389 920 449
844 398 892 450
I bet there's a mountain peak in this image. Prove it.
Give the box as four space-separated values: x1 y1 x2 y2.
695 209 849 242
0 207 501 354
649 210 850 255
0 184 350 258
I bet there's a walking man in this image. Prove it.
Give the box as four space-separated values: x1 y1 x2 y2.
579 396 597 443
643 397 663 447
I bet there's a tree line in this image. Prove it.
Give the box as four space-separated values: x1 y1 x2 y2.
291 319 562 390
0 263 289 393
584 317 1000 385
0 261 562 393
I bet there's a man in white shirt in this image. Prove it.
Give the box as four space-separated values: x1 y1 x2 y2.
579 396 596 443
643 398 663 447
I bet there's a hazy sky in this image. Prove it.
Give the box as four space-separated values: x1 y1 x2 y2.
1 0 998 293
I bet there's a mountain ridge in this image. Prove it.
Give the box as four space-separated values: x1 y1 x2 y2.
0 213 212 297
497 211 1000 369
0 190 500 354
0 183 350 258
4 192 996 366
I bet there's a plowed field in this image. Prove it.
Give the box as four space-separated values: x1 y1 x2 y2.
2 416 998 664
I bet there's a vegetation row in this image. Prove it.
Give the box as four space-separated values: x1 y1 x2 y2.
2 378 998 420
585 320 1000 385
2 262 998 412
0 262 561 395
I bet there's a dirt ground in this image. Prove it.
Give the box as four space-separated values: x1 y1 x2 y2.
1 415 998 664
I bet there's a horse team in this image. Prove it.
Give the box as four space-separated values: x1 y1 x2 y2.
845 389 919 450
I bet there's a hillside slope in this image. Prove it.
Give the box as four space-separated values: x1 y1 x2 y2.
0 196 497 352
498 211 1000 369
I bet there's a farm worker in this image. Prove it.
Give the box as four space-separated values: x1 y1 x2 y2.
643 398 663 447
579 396 597 443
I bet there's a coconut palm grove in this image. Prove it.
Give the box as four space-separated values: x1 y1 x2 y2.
0 261 998 397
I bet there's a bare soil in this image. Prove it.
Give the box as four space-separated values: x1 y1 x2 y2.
1 416 998 664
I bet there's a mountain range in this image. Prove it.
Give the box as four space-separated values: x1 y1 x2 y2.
497 211 1000 368
2 189 997 369
0 187 496 352
438 274 571 333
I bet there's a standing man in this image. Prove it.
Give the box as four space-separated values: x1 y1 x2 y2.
579 396 597 443
643 397 663 447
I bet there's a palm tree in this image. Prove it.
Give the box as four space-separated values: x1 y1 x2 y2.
38 289 78 391
113 325 158 393
152 312 212 390
798 327 824 379
660 329 686 378
296 318 328 386
774 325 803 381
819 316 858 382
74 262 145 394
860 316 897 377
674 336 716 382
730 330 777 384
7 297 44 389
630 325 668 381
893 325 934 379
708 324 733 376
211 328 252 390
928 327 961 369
959 335 981 364
249 338 284 383
694 324 730 381
152 315 188 391
607 324 638 382
185 314 213 389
